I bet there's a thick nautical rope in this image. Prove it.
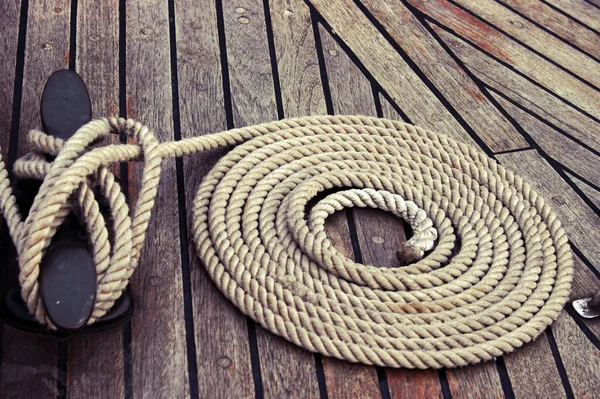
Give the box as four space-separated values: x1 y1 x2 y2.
0 115 573 368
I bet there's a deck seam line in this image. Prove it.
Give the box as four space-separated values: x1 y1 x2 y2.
118 0 133 396
0 0 30 377
546 328 576 399
167 0 201 398
420 15 600 127
484 86 600 159
540 0 600 36
495 357 515 399
351 0 496 157
491 0 600 65
263 0 285 120
445 0 600 94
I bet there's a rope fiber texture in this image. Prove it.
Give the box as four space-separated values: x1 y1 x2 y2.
0 115 573 368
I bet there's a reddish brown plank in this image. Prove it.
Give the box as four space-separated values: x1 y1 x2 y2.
175 0 254 396
361 0 527 152
126 0 188 396
223 1 320 397
309 0 477 147
1 0 71 396
406 0 600 120
67 0 124 396
317 23 382 399
431 24 600 154
497 0 600 59
545 0 600 32
454 0 600 89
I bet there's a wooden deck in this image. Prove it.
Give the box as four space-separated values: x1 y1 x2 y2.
1 0 600 397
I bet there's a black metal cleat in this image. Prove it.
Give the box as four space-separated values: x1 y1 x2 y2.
2 69 133 335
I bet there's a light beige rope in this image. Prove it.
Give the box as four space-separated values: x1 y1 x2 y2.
0 115 573 368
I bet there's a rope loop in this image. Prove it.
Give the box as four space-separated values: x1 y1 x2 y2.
0 115 573 368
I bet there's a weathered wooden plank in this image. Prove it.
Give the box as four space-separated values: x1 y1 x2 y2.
126 0 188 396
223 1 320 397
317 24 382 399
1 0 71 397
406 0 600 120
492 93 600 188
587 0 600 8
175 0 253 397
0 0 20 158
545 0 600 32
453 0 600 89
496 150 600 397
497 0 600 59
566 172 600 210
503 333 565 399
270 0 326 118
375 95 444 399
496 150 600 293
569 254 600 341
553 308 600 399
447 363 504 399
0 0 22 391
309 0 477 147
361 0 527 152
67 0 124 396
431 24 600 154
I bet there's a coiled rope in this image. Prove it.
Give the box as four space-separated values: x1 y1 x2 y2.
0 115 573 368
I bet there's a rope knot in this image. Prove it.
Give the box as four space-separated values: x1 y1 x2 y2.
4 117 162 327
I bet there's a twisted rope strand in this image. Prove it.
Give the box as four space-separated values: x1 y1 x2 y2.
0 115 573 368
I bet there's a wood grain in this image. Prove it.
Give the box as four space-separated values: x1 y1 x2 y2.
67 0 124 396
447 362 504 399
126 0 188 396
1 0 71 397
496 150 600 397
545 0 600 32
431 24 600 154
361 0 527 152
497 0 600 59
0 0 21 391
223 1 320 397
0 0 20 158
492 93 600 188
406 0 600 120
503 333 565 399
453 0 600 89
569 254 600 343
269 0 326 117
553 310 600 399
309 0 476 147
566 173 600 210
496 150 600 297
175 0 254 397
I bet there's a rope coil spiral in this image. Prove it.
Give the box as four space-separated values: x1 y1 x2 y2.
0 115 573 368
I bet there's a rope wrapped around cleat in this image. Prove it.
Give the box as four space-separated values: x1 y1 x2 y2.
0 115 573 368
